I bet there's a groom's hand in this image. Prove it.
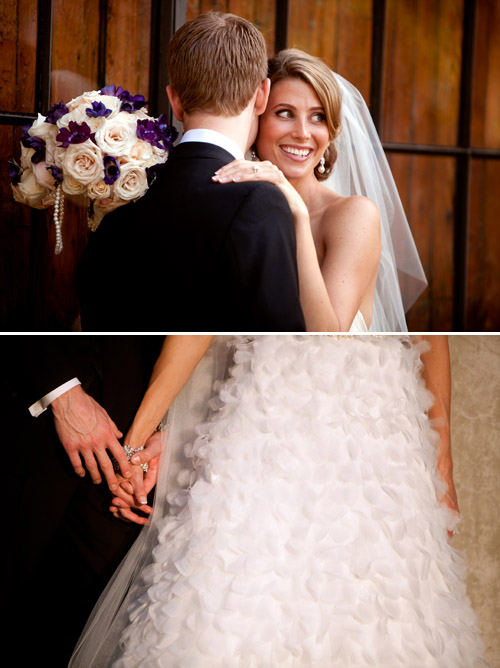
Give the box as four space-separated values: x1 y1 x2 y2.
50 385 132 491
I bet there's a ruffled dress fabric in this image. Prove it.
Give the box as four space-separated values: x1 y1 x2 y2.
112 336 486 667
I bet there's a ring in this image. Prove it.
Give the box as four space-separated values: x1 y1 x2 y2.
113 445 149 474
253 164 259 173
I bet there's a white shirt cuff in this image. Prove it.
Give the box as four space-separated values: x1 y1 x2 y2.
29 377 81 417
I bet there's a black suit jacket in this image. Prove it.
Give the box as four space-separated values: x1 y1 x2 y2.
77 142 306 332
5 335 164 664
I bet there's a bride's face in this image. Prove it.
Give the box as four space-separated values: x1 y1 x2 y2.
256 77 329 181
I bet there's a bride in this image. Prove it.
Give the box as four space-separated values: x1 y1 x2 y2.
69 334 487 667
213 49 426 333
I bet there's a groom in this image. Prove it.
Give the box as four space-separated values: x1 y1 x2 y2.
77 12 305 332
6 335 164 665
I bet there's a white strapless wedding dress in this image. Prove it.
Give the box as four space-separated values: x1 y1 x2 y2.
349 310 369 332
71 336 486 668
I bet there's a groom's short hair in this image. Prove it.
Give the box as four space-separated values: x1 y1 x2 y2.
167 12 268 116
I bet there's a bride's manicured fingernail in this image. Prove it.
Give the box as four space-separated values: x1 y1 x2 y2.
140 497 148 505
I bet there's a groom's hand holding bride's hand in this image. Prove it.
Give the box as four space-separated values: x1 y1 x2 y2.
109 431 163 524
51 385 133 493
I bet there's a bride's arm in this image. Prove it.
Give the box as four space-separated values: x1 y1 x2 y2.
319 196 380 332
213 160 339 331
111 335 214 516
417 335 459 537
125 335 214 448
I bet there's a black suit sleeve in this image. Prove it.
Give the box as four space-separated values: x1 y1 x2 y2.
225 183 306 332
5 335 101 407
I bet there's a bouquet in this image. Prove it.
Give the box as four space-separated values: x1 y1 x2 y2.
8 85 178 253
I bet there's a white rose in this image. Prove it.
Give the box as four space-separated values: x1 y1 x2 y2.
20 145 35 170
13 168 50 207
62 174 87 196
57 106 91 128
94 113 137 156
87 180 112 200
152 143 169 158
46 143 65 167
128 140 154 161
32 160 57 189
29 114 58 141
66 90 101 111
113 163 148 201
62 142 104 186
94 95 122 118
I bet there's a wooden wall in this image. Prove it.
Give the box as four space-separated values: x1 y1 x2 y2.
1 0 499 331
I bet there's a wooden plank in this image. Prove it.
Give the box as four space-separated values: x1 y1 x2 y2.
17 0 38 112
388 153 455 332
0 0 20 111
471 0 500 149
105 0 152 97
0 0 38 112
288 0 371 98
383 0 463 146
466 158 500 330
51 0 100 103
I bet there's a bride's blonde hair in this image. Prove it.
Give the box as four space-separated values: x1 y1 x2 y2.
267 49 342 181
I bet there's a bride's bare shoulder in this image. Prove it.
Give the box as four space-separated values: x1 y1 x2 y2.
318 191 380 236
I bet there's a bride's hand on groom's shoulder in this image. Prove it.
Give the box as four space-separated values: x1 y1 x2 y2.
109 432 162 524
212 159 309 220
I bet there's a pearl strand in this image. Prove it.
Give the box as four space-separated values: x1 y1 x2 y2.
53 186 64 255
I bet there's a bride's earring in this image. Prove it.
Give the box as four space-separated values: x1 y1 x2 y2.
318 155 326 174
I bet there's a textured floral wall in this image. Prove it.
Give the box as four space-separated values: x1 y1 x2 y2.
449 335 500 666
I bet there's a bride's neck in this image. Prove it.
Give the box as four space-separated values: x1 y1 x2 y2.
289 174 322 211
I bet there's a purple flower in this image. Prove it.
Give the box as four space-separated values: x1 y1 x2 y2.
86 101 112 118
21 128 46 163
103 155 120 184
100 84 125 98
145 162 166 186
47 165 63 184
136 119 164 148
8 161 23 185
99 84 147 112
56 121 94 147
45 102 69 124
119 90 147 113
157 115 178 151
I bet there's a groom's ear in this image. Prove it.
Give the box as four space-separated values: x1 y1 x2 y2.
166 85 185 122
254 78 271 116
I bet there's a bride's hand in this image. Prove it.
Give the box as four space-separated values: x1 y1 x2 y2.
109 455 159 524
438 457 460 540
212 160 309 221
109 434 161 524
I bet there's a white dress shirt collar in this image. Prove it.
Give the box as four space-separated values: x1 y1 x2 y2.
179 128 245 161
